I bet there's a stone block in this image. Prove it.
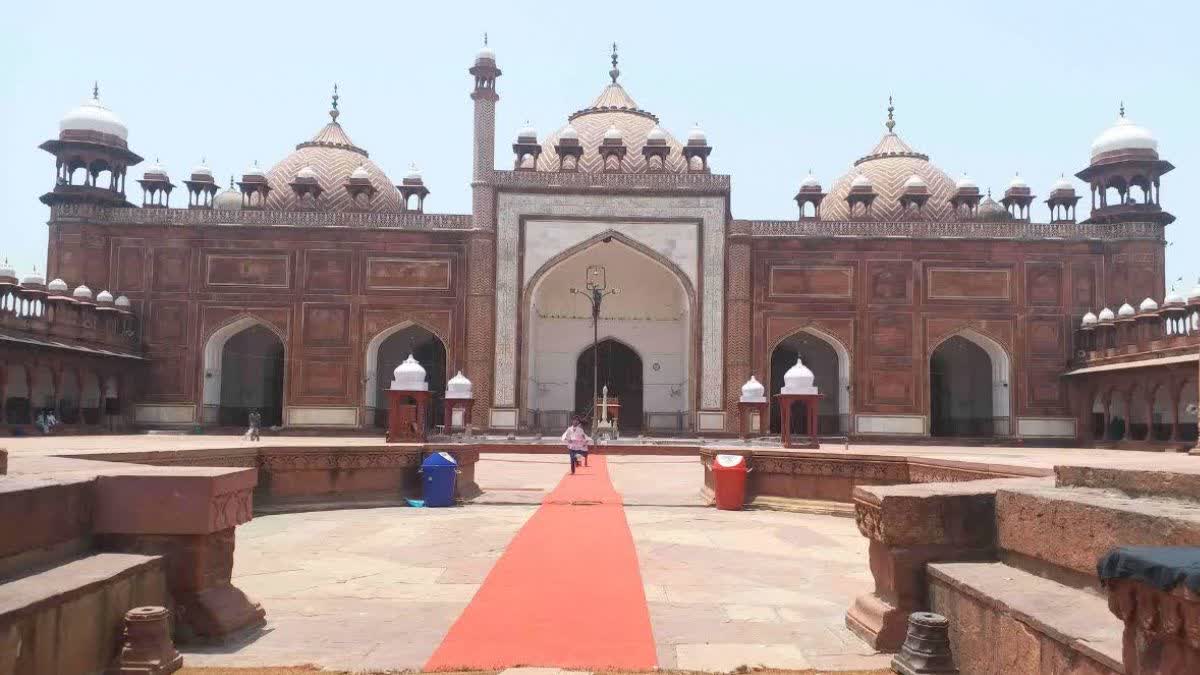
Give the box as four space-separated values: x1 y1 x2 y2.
94 467 256 536
996 486 1200 583
929 561 1122 674
1055 465 1200 501
256 447 420 501
0 477 94 564
1106 578 1200 675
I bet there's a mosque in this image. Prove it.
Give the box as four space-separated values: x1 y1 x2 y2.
8 43 1196 445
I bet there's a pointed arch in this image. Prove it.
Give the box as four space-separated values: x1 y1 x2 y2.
929 327 1013 437
363 320 448 413
767 326 852 434
201 315 287 425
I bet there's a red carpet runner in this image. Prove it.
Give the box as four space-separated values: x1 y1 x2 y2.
425 455 657 670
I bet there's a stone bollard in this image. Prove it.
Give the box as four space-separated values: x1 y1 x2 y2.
890 612 958 675
107 606 183 674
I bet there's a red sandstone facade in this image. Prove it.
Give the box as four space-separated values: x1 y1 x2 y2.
16 45 1194 446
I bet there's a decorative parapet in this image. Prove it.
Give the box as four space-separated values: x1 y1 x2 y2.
744 218 1165 241
490 168 731 194
49 203 474 231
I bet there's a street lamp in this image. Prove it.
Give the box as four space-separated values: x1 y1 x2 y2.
571 264 619 433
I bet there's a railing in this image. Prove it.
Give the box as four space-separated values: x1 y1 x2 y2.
1074 310 1200 367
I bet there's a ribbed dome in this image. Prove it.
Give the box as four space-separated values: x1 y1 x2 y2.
537 75 688 173
59 87 128 143
295 166 318 180
96 290 114 304
976 193 1011 222
22 271 45 287
903 174 927 189
851 174 872 188
822 125 958 221
213 180 242 210
265 103 401 212
1117 302 1136 319
1098 307 1115 322
647 126 667 142
1080 312 1098 327
603 125 623 141
560 125 579 141
1091 112 1158 160
114 295 131 309
1138 297 1159 313
48 278 68 293
72 284 93 300
0 261 15 280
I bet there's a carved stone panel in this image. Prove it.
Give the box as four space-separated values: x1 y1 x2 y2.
298 360 350 398
116 246 146 292
146 301 188 345
1025 263 1063 307
365 257 452 291
1028 318 1063 358
870 314 912 356
204 253 291 289
301 304 350 347
1070 261 1097 308
867 367 914 406
153 248 191 292
926 267 1012 301
768 265 854 299
1026 363 1065 407
304 250 353 293
868 261 913 303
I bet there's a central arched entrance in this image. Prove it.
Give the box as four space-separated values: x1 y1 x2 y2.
929 330 1011 437
364 323 446 430
575 338 643 433
769 329 849 435
202 317 286 428
523 232 693 435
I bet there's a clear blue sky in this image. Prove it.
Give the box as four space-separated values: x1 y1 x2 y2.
2 0 1196 296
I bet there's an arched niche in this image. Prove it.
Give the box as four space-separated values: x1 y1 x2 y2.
768 327 851 435
5 365 28 423
363 322 447 429
201 316 286 428
575 337 643 433
928 329 1012 437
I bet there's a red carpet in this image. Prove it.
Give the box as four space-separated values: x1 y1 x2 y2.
425 455 657 670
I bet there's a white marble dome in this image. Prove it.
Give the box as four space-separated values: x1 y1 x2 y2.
687 125 707 144
350 164 371 180
476 45 496 62
851 173 872 188
559 125 579 141
142 161 169 181
295 166 318 180
800 173 821 189
72 284 93 300
603 125 623 142
1080 312 1098 328
390 354 428 391
0 261 15 279
1139 297 1159 313
114 295 131 309
955 174 977 190
517 122 537 142
191 161 213 178
47 278 68 293
781 357 819 395
1164 289 1185 306
1117 302 1136 319
646 126 667 142
1098 307 1116 323
22 271 45 287
740 376 766 403
404 164 423 182
243 162 266 179
1051 176 1074 192
96 290 114 304
1008 174 1028 189
904 174 927 189
446 370 474 399
59 89 128 141
1091 114 1158 160
213 182 242 210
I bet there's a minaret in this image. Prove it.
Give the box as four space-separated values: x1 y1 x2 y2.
470 34 501 188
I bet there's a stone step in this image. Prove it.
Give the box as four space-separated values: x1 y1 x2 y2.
1055 464 1200 502
995 484 1200 587
0 552 167 675
928 561 1123 674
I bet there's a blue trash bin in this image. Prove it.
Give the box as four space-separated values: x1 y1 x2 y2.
420 451 459 507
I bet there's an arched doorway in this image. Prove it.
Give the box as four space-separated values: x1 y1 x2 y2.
575 338 643 433
5 365 29 424
769 330 848 435
929 331 1011 438
1108 392 1128 441
202 318 286 428
524 233 692 434
1090 392 1106 440
364 324 446 430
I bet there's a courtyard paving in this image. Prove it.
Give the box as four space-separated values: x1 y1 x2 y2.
181 454 886 672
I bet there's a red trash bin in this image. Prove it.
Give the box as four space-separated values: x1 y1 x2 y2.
712 454 748 510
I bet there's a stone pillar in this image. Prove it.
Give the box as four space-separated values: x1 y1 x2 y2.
93 468 266 644
846 482 999 651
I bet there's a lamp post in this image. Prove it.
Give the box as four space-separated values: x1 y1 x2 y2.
571 264 619 433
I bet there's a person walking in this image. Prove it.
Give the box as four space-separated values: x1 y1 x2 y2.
247 409 262 442
561 415 592 474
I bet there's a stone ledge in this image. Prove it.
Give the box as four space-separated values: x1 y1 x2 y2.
94 467 257 535
0 553 163 619
995 485 1200 583
929 561 1123 673
1055 464 1200 501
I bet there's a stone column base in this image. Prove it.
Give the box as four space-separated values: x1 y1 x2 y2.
175 583 266 644
846 591 910 651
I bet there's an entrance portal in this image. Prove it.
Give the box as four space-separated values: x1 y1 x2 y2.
575 338 643 433
769 331 845 435
218 325 285 427
929 332 1010 437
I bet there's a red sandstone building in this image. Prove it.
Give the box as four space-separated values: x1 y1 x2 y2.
11 46 1197 446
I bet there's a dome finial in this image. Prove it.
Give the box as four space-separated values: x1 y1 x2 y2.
330 83 340 122
609 41 620 83
885 94 895 133
1119 100 1125 118
483 32 488 46
229 175 235 189
92 81 99 100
